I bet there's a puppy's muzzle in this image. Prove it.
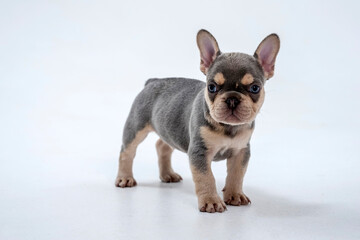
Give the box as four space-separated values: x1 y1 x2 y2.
225 96 240 110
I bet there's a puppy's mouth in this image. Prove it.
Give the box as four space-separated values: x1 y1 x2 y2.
211 101 254 125
223 113 241 124
218 109 252 125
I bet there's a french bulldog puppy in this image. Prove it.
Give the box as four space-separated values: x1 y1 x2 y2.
115 29 280 213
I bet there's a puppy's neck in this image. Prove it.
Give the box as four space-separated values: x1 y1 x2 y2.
203 100 254 138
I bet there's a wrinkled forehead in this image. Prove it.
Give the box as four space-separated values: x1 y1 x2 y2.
207 53 265 85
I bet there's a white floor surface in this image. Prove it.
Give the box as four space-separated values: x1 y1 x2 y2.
1 1 360 240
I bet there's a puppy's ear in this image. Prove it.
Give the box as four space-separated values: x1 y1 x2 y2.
254 34 280 80
197 29 221 75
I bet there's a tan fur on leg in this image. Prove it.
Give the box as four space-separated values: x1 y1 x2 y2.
115 125 153 187
191 163 226 213
156 139 182 182
223 148 251 205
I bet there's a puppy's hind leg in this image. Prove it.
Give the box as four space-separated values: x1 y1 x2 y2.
156 139 182 183
115 124 153 188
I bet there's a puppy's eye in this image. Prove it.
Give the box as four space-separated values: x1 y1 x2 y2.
208 84 217 93
249 85 260 94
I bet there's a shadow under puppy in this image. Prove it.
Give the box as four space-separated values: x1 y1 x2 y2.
115 29 280 213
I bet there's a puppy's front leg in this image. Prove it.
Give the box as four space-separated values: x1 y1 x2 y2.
189 149 226 213
223 146 251 206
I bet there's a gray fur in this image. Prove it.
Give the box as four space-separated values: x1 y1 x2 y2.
120 32 278 174
121 78 205 152
117 30 281 213
242 144 251 167
121 51 263 166
121 73 256 172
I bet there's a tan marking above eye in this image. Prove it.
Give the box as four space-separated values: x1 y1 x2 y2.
240 73 254 85
214 72 226 85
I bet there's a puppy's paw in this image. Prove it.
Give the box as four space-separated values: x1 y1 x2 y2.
160 171 183 183
115 176 137 188
223 190 251 206
198 194 227 213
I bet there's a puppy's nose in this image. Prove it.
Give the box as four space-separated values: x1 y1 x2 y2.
225 97 240 110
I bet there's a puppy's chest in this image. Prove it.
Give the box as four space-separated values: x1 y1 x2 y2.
200 126 253 160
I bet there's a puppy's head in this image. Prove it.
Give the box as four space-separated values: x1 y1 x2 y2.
197 29 280 125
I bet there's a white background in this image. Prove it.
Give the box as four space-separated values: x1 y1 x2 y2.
1 0 360 239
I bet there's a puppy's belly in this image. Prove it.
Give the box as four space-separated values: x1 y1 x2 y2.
153 128 189 153
151 101 192 152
